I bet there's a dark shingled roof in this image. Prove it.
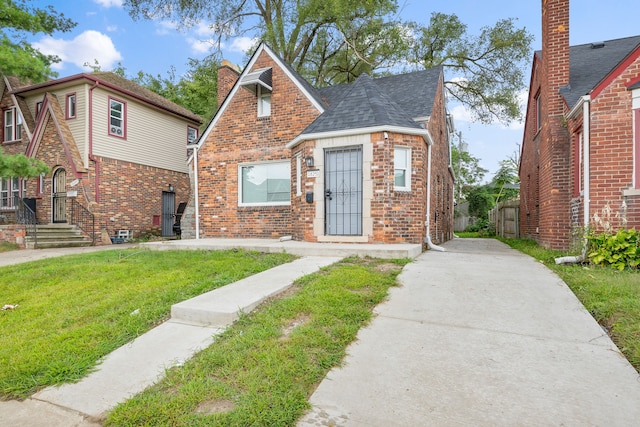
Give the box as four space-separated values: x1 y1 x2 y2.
307 67 442 135
556 35 640 108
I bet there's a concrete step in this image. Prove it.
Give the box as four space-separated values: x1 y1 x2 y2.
26 224 93 249
171 256 342 327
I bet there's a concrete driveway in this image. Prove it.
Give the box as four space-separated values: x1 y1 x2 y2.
298 238 640 426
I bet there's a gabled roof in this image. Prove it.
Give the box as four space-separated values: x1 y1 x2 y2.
557 35 640 108
303 73 424 135
11 72 201 124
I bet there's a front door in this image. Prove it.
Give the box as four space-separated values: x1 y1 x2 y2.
52 168 67 223
324 146 363 236
161 190 175 237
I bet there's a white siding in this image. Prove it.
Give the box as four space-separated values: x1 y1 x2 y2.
91 87 191 173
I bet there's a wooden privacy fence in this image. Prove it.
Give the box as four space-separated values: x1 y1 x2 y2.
490 199 520 238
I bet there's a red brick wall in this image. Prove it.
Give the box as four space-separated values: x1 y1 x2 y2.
0 225 26 248
31 114 190 241
587 54 640 231
197 49 321 239
519 59 542 240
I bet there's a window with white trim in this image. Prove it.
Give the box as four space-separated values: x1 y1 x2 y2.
535 90 542 132
66 93 76 119
394 147 411 191
187 126 198 144
109 97 125 138
257 86 271 117
36 101 44 119
3 108 22 142
239 161 290 206
0 177 20 209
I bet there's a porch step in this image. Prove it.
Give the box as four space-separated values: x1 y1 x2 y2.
25 224 93 249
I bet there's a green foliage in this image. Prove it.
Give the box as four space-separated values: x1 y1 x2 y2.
0 148 49 178
410 13 533 123
467 184 494 220
451 144 488 205
0 249 294 399
587 229 640 271
0 0 76 81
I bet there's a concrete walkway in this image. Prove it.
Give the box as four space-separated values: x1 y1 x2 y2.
298 238 640 426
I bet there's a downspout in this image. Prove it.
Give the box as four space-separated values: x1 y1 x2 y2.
88 81 100 202
188 144 200 239
425 133 446 252
555 95 590 265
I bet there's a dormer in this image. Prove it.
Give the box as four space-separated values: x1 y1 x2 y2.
240 68 273 117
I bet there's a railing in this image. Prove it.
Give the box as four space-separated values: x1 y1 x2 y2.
14 195 37 248
69 198 96 245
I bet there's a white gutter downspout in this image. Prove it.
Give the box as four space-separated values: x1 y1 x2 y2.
555 95 590 265
582 96 591 231
425 133 446 252
187 144 200 239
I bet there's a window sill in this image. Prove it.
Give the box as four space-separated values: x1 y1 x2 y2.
2 139 22 145
623 187 640 197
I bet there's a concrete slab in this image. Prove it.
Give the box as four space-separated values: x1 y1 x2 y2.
298 238 640 426
0 399 100 427
172 256 342 326
33 321 222 418
143 238 422 259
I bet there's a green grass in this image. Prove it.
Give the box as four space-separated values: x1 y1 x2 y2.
105 257 409 426
500 238 640 372
0 241 19 252
0 249 295 399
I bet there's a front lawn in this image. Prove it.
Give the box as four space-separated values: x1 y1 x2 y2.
501 238 640 372
105 257 408 426
0 249 295 399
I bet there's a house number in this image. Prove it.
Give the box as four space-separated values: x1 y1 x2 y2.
307 170 319 178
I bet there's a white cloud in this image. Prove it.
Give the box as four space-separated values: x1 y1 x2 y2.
93 0 123 7
155 21 178 35
106 25 118 32
33 30 123 71
450 104 474 124
228 37 257 53
187 37 216 54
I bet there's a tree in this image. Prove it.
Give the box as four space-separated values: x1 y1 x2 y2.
491 146 520 203
451 143 488 206
123 1 532 122
0 0 76 82
0 148 48 179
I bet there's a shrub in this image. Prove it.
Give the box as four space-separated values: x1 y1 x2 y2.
587 228 640 270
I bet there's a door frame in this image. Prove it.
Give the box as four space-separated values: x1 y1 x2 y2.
52 167 67 223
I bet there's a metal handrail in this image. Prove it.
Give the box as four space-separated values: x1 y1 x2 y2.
14 195 37 248
68 198 95 245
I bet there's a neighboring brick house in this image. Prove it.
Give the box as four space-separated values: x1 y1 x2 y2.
519 0 640 249
183 43 454 246
1 72 201 245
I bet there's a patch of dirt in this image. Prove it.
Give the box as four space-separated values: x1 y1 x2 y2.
374 262 403 274
194 399 236 414
279 314 311 340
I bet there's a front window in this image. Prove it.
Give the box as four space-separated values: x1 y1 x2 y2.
109 98 126 138
3 108 21 142
66 93 76 119
394 147 411 191
0 178 20 209
239 161 290 206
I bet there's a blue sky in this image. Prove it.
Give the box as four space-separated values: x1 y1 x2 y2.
26 0 640 178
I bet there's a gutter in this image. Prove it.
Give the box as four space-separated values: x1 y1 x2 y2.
89 81 101 202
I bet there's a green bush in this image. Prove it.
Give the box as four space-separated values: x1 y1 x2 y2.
587 228 640 270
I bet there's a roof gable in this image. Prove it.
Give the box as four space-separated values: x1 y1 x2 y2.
559 35 640 108
195 43 326 152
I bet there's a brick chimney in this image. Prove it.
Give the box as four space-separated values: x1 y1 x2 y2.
538 0 572 249
542 0 570 115
217 60 240 107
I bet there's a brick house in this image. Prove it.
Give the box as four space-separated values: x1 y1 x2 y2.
183 43 454 246
1 72 201 246
519 0 640 249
